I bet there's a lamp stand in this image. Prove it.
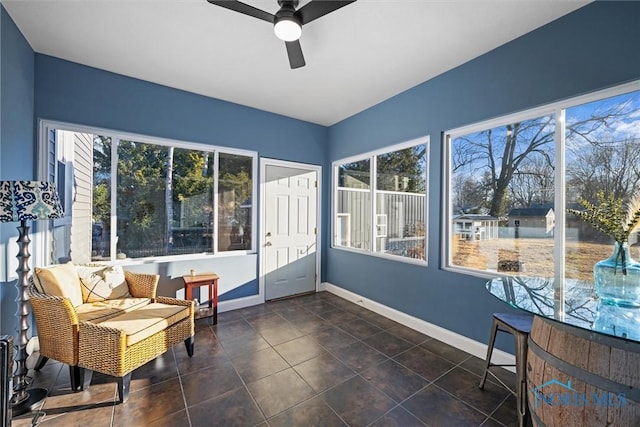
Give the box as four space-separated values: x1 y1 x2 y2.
10 220 47 416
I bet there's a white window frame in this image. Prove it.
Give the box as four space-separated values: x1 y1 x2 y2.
375 214 388 238
442 79 640 281
335 213 351 246
37 119 258 265
332 136 429 265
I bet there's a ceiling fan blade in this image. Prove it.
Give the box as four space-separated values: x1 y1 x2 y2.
206 0 274 23
285 40 306 69
295 1 356 25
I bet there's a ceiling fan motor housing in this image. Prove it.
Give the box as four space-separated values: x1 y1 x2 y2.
275 0 300 24
277 0 299 9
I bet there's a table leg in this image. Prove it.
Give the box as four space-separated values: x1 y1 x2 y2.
208 282 213 310
213 278 218 325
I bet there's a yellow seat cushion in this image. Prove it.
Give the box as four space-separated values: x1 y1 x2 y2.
33 262 83 307
76 298 151 323
76 264 132 303
95 303 189 347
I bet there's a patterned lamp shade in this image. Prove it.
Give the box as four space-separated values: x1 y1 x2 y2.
0 181 64 223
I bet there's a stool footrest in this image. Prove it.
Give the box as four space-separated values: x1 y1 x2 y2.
481 369 517 398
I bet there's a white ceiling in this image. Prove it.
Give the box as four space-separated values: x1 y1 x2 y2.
2 0 588 126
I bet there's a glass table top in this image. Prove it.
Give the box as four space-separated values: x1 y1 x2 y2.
486 276 640 342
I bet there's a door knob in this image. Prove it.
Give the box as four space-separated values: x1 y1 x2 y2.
266 241 272 246
266 232 272 237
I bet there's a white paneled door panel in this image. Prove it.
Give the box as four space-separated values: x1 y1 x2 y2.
264 165 318 300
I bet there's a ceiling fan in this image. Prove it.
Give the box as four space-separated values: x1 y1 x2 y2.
206 0 356 69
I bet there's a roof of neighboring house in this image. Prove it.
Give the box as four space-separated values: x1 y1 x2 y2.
453 214 498 221
508 207 554 217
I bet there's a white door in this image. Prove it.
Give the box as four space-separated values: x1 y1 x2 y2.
264 164 318 300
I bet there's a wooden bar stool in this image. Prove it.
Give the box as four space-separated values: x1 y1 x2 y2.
479 312 534 427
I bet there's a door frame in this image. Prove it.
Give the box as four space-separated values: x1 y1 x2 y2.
259 158 322 301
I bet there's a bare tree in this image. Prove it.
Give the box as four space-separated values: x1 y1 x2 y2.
452 173 491 214
452 101 630 217
567 138 640 203
509 155 555 208
454 117 554 216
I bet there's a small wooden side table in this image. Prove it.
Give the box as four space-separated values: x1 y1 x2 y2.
182 273 219 324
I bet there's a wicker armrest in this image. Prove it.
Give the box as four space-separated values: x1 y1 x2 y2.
29 286 80 323
156 296 195 319
29 285 80 366
124 271 159 299
78 321 127 376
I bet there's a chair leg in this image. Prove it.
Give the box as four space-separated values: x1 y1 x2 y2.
79 368 93 391
34 355 49 371
69 365 81 391
479 318 499 389
184 336 194 357
118 373 132 404
515 332 529 427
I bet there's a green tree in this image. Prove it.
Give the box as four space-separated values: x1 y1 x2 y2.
218 153 252 251
92 136 112 227
93 138 252 256
116 140 168 254
376 146 426 193
338 145 426 192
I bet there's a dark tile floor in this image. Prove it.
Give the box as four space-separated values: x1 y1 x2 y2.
12 291 520 426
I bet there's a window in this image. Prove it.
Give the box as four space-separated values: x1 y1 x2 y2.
41 122 257 263
333 138 428 262
336 159 371 250
217 152 253 252
565 90 640 281
446 112 556 275
444 80 640 281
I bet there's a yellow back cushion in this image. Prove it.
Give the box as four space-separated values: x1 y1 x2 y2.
76 264 132 303
33 262 83 307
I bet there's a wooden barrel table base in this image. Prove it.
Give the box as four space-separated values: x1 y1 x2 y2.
527 316 640 427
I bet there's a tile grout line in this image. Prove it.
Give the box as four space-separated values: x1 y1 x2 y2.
172 345 194 427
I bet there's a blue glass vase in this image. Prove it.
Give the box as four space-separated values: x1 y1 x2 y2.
594 241 640 308
592 301 640 340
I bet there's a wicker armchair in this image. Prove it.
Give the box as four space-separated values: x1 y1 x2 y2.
29 270 195 402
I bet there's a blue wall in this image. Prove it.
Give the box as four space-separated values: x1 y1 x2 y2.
33 55 329 303
0 7 35 337
326 1 640 345
34 55 328 163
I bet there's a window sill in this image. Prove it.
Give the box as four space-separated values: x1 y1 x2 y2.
331 245 427 266
99 250 256 266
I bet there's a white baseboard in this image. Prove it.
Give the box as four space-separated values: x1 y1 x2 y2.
320 282 515 370
218 294 263 312
214 283 516 371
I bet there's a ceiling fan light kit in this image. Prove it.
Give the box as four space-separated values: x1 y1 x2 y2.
207 0 356 69
274 17 301 41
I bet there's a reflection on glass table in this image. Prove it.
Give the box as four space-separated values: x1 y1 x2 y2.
486 276 640 342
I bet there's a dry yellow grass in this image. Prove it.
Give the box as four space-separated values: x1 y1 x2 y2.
452 238 638 281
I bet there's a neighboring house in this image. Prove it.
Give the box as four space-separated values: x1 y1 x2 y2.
507 207 555 238
453 214 499 241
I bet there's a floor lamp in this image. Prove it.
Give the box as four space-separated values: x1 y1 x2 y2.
0 181 63 416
